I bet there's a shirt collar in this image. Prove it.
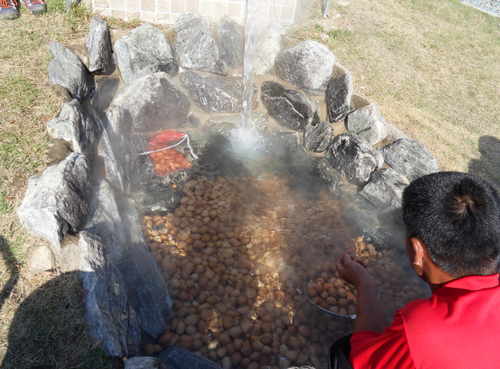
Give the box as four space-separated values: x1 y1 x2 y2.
437 273 499 294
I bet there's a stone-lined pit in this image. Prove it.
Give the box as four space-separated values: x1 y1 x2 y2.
16 12 442 368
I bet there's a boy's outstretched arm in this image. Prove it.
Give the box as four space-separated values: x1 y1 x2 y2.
336 253 385 334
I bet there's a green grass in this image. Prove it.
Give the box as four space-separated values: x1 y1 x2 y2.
387 35 406 51
105 15 142 29
0 77 42 116
327 28 352 41
0 191 14 216
314 23 325 32
47 0 94 26
0 130 46 174
0 231 25 273
8 232 27 266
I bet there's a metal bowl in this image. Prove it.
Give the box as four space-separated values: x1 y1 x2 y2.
303 274 357 320
303 271 380 320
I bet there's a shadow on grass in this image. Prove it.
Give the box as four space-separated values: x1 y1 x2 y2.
0 270 120 369
468 135 500 191
0 235 20 313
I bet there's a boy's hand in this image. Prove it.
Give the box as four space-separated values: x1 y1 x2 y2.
336 253 373 288
337 253 385 334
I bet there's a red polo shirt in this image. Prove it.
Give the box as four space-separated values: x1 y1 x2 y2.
349 274 500 369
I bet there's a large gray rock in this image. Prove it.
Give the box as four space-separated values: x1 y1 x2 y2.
79 231 141 357
47 99 100 166
304 121 334 153
175 13 227 75
325 133 384 186
253 23 286 75
86 17 112 73
261 81 320 132
118 198 172 339
59 235 81 272
385 122 408 143
326 71 353 123
348 168 409 251
105 105 132 157
346 103 388 145
91 77 120 112
141 188 185 214
114 24 178 85
128 135 156 191
98 122 127 193
125 357 168 369
83 180 126 264
317 157 344 195
17 153 91 251
180 71 244 113
352 168 409 212
275 40 335 95
380 138 439 182
218 16 243 68
81 105 128 194
26 245 55 274
351 93 370 110
104 106 132 192
112 72 190 132
47 42 92 102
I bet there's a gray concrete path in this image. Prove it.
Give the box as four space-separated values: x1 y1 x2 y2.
461 0 500 17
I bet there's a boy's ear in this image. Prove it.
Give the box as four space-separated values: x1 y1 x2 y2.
410 237 427 272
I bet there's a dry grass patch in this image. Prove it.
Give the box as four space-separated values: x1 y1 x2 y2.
0 270 116 369
104 15 143 29
294 0 500 188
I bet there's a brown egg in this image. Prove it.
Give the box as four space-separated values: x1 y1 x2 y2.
144 344 155 356
158 332 172 346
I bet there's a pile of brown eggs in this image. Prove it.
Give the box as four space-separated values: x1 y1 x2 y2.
141 175 430 369
305 268 357 317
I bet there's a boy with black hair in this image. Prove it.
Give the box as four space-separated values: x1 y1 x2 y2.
330 171 500 369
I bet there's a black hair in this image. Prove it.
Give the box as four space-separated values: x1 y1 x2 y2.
402 172 500 278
